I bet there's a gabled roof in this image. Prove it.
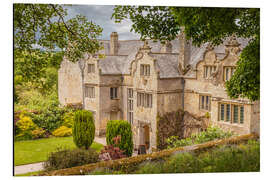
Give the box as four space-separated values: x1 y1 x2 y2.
96 37 250 78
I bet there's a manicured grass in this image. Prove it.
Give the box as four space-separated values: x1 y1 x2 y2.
14 136 103 166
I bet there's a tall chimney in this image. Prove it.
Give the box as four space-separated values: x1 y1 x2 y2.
179 27 191 71
110 32 118 55
160 40 172 53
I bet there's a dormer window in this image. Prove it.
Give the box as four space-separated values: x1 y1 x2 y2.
140 64 150 76
204 65 216 79
88 64 95 73
223 66 236 81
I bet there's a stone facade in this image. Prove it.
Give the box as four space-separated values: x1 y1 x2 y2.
58 32 260 151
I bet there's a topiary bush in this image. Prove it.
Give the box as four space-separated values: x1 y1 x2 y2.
44 147 99 171
73 110 95 149
52 126 72 137
106 120 133 157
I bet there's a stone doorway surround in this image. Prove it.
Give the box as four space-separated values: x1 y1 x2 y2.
137 121 151 152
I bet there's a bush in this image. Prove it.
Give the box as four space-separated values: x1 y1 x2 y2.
52 126 72 137
106 120 133 157
31 128 46 139
31 102 66 133
73 110 95 149
44 148 99 171
62 111 74 128
167 126 233 148
136 140 260 174
15 113 38 141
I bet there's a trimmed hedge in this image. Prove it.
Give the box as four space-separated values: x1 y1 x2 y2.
40 133 259 176
73 110 95 149
106 120 133 157
44 148 99 171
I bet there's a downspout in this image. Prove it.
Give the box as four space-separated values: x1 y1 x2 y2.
181 77 185 111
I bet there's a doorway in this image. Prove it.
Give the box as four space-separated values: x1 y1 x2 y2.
143 125 150 149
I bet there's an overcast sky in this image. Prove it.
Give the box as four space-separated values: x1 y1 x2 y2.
65 5 140 40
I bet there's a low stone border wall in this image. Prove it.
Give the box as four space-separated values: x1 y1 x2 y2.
40 133 259 176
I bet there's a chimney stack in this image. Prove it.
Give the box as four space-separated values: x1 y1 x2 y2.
160 41 172 53
110 32 118 55
179 27 191 71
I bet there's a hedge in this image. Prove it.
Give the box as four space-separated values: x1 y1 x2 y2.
40 133 259 176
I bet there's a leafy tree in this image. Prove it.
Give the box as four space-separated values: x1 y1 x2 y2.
14 4 102 62
14 4 103 107
112 6 260 101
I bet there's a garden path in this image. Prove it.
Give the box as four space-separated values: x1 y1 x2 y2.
14 137 106 175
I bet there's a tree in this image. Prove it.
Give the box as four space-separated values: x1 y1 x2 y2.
14 4 103 107
112 6 260 101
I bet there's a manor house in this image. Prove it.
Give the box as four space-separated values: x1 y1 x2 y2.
58 32 260 150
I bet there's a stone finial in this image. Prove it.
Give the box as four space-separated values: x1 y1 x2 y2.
160 40 172 53
225 35 241 55
226 35 240 47
139 40 151 53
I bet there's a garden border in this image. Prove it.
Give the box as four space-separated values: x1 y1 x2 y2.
40 133 259 176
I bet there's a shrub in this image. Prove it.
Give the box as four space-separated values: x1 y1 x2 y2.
73 110 95 149
135 140 260 174
167 126 233 149
44 147 99 171
99 136 127 161
31 128 46 139
62 111 74 128
106 120 133 157
31 102 66 133
15 113 38 141
52 126 72 137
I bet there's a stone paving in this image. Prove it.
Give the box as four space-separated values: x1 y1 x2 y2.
14 136 107 175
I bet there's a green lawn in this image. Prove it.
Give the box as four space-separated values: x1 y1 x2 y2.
14 136 103 166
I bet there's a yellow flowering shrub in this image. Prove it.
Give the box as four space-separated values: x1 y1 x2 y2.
31 128 46 139
52 126 72 137
16 114 37 132
15 113 38 141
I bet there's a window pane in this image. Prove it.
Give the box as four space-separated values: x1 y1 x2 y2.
206 96 209 110
205 67 208 78
137 93 140 106
115 88 117 98
110 88 113 99
226 104 231 122
150 94 152 108
226 68 229 81
233 105 238 123
201 96 204 109
240 106 244 124
220 104 224 121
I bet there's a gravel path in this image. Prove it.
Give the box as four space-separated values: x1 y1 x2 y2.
14 137 106 175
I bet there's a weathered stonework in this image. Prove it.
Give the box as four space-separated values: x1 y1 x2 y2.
58 32 260 151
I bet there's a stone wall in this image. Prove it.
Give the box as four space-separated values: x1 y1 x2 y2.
58 58 82 105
